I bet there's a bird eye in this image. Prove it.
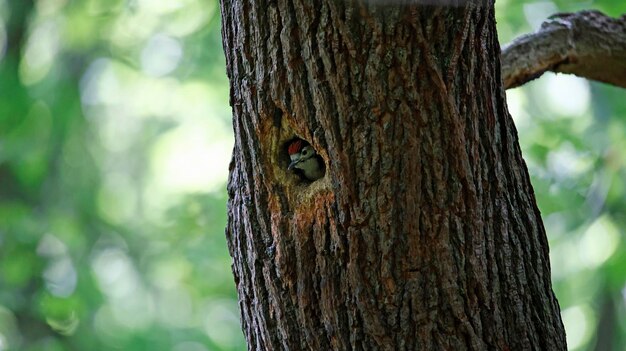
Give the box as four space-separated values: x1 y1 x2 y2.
301 149 308 155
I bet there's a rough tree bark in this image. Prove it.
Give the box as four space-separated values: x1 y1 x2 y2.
221 1 567 350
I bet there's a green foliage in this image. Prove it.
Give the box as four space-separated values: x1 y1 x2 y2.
0 0 623 350
0 0 241 350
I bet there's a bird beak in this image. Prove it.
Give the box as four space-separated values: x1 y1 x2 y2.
288 160 299 170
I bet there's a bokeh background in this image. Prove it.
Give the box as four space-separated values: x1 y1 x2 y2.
0 0 624 350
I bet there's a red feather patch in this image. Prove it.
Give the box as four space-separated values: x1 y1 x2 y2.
288 140 304 155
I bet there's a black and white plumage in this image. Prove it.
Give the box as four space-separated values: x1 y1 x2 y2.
287 141 325 181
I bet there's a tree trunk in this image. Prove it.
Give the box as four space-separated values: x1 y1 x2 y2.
221 1 567 350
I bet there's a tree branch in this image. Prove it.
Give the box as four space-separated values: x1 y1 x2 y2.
501 10 626 90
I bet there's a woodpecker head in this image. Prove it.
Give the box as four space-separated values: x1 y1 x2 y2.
287 140 324 181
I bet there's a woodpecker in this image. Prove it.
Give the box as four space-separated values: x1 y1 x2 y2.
287 140 324 181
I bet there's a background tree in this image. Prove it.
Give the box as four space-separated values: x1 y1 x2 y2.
0 0 624 350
